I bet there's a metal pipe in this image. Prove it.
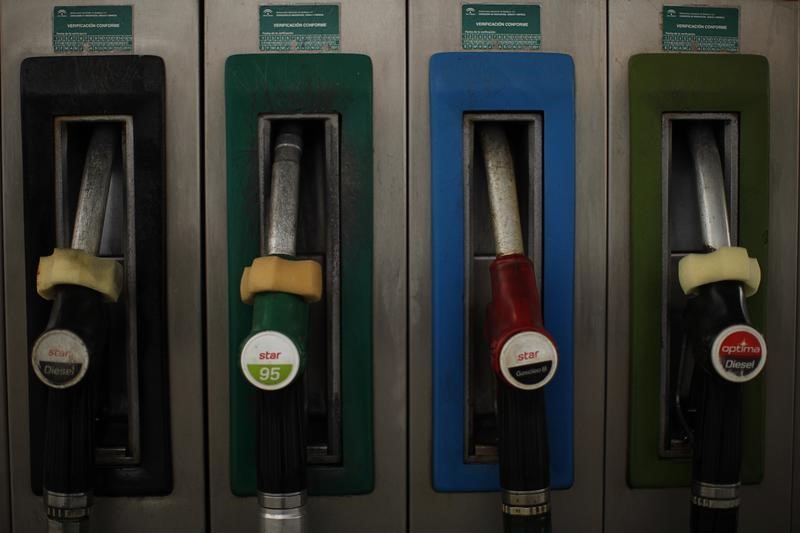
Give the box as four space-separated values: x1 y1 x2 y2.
45 491 90 533
258 491 307 533
267 124 303 256
71 124 117 254
687 123 731 250
479 124 525 256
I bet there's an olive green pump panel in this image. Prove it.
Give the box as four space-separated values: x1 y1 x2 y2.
226 54 373 495
628 54 768 488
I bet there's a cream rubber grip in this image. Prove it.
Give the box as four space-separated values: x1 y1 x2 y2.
240 256 323 304
37 248 124 302
678 246 760 297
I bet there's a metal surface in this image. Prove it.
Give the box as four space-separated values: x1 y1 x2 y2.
607 1 798 531
259 507 307 533
266 125 303 257
1 1 204 531
70 125 115 254
259 116 342 464
479 124 525 256
687 123 732 250
502 488 550 506
692 482 740 501
409 0 607 531
259 491 307 533
204 1 406 531
463 113 542 464
45 491 90 533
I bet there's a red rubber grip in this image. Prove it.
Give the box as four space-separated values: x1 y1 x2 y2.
486 254 557 384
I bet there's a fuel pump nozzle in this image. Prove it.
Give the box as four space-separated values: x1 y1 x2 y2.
31 124 119 533
676 123 765 533
239 123 322 533
480 124 556 532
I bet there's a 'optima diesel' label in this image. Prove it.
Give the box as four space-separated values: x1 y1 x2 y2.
498 331 558 390
240 330 300 391
31 329 89 388
710 325 766 383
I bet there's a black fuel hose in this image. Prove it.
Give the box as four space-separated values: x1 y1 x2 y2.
684 280 749 533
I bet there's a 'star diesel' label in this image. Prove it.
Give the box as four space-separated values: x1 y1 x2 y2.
31 329 89 388
498 331 558 390
710 325 766 383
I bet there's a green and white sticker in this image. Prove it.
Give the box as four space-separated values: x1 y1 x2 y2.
462 4 541 50
662 6 739 52
53 5 133 53
240 330 300 391
259 4 340 52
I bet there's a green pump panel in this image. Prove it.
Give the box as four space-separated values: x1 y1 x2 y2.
628 54 769 487
225 54 374 496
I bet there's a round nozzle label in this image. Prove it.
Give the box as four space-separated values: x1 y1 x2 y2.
240 330 300 391
31 329 89 388
499 331 558 390
711 325 766 383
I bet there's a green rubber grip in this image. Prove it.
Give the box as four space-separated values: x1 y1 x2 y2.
245 291 310 373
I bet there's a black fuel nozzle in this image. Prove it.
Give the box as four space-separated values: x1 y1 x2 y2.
479 124 555 533
31 124 118 533
676 123 766 533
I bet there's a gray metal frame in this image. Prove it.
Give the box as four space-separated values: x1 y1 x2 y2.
607 1 799 531
1 1 204 531
408 1 607 531
203 1 407 532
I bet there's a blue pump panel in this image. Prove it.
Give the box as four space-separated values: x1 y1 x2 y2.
430 52 575 491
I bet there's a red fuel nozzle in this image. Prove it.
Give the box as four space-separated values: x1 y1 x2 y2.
487 253 558 390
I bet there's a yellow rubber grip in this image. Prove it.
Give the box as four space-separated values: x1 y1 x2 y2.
37 248 124 302
240 256 323 304
678 246 761 297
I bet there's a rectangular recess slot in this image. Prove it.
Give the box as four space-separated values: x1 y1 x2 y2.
660 113 739 458
259 115 342 465
463 113 543 463
54 116 140 466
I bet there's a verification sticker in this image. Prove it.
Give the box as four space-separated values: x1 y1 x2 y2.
240 330 301 391
462 4 541 50
32 329 89 389
662 6 739 52
498 331 558 390
710 325 766 383
259 4 340 52
53 5 133 53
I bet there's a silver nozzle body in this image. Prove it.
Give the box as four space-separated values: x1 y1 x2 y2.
266 124 303 257
71 124 117 254
479 124 524 256
687 123 732 250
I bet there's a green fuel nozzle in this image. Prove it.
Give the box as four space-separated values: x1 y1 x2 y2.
239 123 322 533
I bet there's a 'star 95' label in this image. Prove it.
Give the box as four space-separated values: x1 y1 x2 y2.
31 329 89 388
711 325 766 383
499 331 558 390
240 330 300 391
